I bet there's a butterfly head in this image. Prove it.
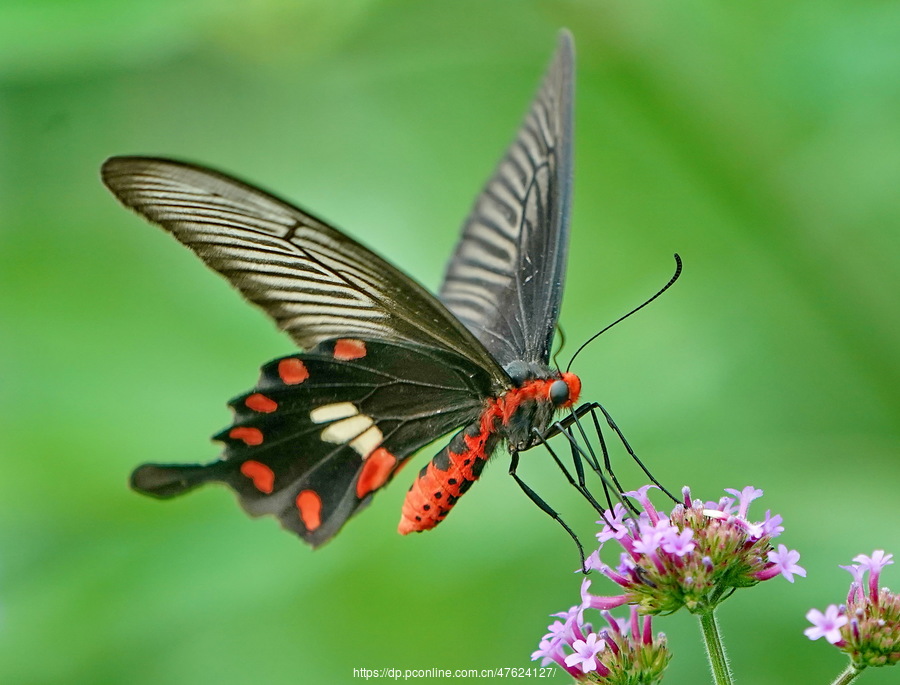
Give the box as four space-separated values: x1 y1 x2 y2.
498 366 582 451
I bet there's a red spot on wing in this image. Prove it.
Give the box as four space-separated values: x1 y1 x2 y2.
334 339 367 360
245 393 278 413
229 426 264 446
240 460 275 493
356 447 398 498
278 358 309 385
296 490 322 531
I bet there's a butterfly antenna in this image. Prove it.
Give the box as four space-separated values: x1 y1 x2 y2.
552 324 567 372
566 254 682 373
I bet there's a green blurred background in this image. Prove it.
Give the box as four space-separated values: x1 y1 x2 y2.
2 1 899 683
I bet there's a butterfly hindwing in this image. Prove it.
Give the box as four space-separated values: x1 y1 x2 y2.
439 30 574 366
131 339 493 546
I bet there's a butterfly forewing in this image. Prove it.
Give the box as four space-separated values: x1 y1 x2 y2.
109 30 580 548
132 339 494 546
101 157 508 391
439 30 574 366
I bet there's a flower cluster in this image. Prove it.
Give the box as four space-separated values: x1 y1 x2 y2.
806 550 900 669
582 485 804 615
533 484 802 682
532 603 670 684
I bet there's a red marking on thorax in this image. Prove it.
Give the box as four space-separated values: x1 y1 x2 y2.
497 373 581 421
356 447 397 498
229 426 264 446
278 358 309 385
296 490 322 531
245 393 278 413
240 460 275 493
334 339 367 360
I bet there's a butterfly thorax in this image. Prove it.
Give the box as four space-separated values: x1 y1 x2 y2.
501 362 581 451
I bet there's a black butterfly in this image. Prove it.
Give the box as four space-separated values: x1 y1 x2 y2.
102 31 581 548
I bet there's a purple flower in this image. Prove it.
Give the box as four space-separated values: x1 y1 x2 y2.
759 510 784 538
840 563 866 604
804 605 848 644
550 603 584 630
759 544 807 583
581 577 629 611
535 603 669 682
585 484 802 616
584 550 604 573
547 604 586 646
854 550 894 601
853 550 893 572
535 483 800 681
706 495 734 514
596 503 630 544
632 526 663 556
531 639 560 668
724 486 763 519
624 485 661 524
661 528 695 557
564 632 606 673
806 550 900 669
543 620 565 641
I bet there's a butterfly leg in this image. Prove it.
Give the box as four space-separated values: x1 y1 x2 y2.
566 405 627 509
546 402 677 504
590 403 678 503
542 402 623 510
533 423 638 531
508 450 587 573
530 427 606 514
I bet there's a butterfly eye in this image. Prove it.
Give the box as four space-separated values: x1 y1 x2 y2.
549 379 570 406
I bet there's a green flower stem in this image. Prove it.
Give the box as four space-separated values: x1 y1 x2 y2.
830 663 865 685
698 609 733 685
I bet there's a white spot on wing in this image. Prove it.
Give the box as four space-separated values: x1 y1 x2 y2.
349 425 384 458
310 402 358 424
321 414 374 444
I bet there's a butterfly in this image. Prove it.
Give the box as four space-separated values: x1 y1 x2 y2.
102 30 581 548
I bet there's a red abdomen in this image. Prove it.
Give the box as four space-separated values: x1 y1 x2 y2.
398 416 501 534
